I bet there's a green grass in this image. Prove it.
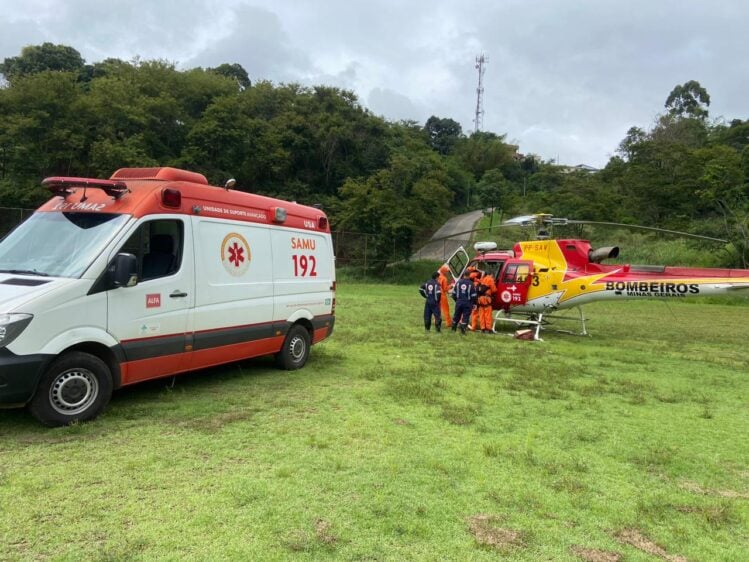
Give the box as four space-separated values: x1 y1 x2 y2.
1 284 748 560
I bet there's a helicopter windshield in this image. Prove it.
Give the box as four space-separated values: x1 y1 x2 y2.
0 212 129 278
472 260 504 280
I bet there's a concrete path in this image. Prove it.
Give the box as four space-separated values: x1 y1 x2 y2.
411 209 485 261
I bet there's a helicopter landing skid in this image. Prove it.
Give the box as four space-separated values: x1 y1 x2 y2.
493 307 589 340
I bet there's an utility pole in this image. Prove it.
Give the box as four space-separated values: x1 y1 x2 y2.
473 54 487 134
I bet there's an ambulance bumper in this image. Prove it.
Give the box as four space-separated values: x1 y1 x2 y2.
0 349 51 405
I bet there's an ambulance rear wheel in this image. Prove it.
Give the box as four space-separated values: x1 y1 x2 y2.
29 352 113 427
275 324 311 370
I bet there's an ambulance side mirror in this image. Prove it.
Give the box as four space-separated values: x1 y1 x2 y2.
112 253 138 288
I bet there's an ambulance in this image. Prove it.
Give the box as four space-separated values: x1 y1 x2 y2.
0 167 336 426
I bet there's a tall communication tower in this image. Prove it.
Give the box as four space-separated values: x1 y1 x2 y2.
473 54 487 133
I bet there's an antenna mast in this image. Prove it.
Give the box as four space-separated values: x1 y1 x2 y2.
473 54 487 133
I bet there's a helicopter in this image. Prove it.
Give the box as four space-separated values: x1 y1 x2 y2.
445 214 749 339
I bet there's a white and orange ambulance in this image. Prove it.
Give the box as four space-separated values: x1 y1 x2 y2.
0 167 335 426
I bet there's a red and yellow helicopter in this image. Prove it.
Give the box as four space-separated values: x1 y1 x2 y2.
445 214 749 339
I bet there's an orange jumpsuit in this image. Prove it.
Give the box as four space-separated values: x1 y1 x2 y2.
438 266 452 328
478 275 496 332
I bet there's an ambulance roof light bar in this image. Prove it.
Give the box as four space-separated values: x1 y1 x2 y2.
42 177 129 200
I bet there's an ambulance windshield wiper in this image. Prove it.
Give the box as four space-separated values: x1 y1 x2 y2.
0 269 50 277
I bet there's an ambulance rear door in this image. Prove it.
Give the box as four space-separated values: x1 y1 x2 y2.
271 228 334 339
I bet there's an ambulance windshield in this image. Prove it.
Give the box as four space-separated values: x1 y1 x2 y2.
0 212 129 278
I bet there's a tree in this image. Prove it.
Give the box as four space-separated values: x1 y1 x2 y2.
453 131 516 181
475 169 509 212
0 43 85 84
209 63 251 90
617 126 648 161
424 116 462 155
337 148 451 262
665 80 710 120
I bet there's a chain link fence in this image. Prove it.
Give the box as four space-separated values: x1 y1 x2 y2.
0 207 34 238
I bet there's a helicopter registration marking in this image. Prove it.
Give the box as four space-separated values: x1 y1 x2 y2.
524 242 549 252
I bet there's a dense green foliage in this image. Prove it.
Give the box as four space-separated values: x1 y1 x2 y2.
0 283 747 560
1 45 747 265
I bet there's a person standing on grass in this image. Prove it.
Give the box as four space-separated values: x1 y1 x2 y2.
468 270 481 331
451 270 477 335
477 273 496 333
438 264 453 328
419 271 442 333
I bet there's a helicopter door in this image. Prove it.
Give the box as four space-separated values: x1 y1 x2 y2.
446 245 470 281
495 260 533 309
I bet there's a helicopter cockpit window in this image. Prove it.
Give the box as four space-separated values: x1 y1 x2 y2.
502 263 531 284
488 261 504 279
502 264 518 284
515 264 530 283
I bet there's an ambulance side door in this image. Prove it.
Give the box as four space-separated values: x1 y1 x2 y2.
106 216 194 380
188 217 275 366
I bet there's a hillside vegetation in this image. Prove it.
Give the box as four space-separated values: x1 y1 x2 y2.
1 45 747 267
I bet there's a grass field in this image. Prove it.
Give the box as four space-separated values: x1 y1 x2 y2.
1 283 747 561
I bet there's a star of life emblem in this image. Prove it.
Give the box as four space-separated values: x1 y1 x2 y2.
221 232 251 276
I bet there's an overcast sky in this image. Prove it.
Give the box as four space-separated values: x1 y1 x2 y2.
1 0 746 167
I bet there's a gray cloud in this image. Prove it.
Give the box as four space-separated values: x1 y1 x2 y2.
186 3 313 82
367 87 420 122
1 0 746 167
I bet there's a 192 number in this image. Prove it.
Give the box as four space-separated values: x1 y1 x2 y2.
292 254 317 277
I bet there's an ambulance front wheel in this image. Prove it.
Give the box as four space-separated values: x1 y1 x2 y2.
29 351 113 427
275 324 311 370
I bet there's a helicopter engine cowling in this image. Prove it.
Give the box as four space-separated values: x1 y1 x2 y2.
588 246 620 263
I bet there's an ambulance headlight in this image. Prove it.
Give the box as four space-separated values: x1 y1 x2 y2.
0 314 33 348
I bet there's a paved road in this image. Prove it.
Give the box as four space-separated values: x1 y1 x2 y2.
411 209 485 261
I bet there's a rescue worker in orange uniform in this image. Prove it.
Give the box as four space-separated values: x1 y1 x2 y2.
477 273 496 333
437 264 452 328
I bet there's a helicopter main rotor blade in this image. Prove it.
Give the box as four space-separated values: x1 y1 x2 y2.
566 220 727 243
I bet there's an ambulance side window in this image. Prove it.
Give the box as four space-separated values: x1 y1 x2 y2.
120 219 183 281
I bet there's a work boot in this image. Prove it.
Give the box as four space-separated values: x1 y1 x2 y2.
436 324 441 333
460 324 467 336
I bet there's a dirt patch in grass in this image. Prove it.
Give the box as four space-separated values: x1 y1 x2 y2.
570 545 622 562
314 519 337 545
466 514 525 551
614 528 687 561
283 518 338 553
680 480 749 499
440 403 478 425
675 501 739 528
176 408 258 432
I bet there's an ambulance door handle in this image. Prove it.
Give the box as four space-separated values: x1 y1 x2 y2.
170 290 188 298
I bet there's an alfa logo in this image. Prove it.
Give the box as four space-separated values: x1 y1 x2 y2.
221 232 251 276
